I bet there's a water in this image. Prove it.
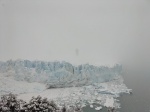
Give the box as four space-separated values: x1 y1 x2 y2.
83 70 150 112
118 71 150 112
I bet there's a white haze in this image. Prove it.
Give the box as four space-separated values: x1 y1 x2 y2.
0 0 150 69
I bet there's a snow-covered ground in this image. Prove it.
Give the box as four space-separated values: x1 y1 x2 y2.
0 60 131 110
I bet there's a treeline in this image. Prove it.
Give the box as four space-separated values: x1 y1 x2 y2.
0 93 82 112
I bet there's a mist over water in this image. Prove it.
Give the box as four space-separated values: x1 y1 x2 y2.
119 40 150 111
117 69 150 112
0 0 150 67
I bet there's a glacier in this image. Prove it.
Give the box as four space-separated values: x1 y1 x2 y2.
0 60 131 110
0 60 122 87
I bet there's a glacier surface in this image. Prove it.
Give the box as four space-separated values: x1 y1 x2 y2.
0 60 122 87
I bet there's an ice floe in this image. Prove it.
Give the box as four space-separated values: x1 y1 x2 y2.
95 106 102 110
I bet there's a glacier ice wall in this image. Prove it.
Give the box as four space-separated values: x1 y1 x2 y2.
0 60 122 88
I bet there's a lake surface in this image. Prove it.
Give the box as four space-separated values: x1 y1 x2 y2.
118 70 150 112
83 70 150 112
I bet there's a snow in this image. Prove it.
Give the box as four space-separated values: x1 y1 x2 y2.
0 76 46 96
18 87 82 102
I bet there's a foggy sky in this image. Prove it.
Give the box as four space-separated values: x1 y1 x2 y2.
0 0 150 67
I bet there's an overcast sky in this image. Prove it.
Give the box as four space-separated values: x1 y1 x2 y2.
0 0 150 66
